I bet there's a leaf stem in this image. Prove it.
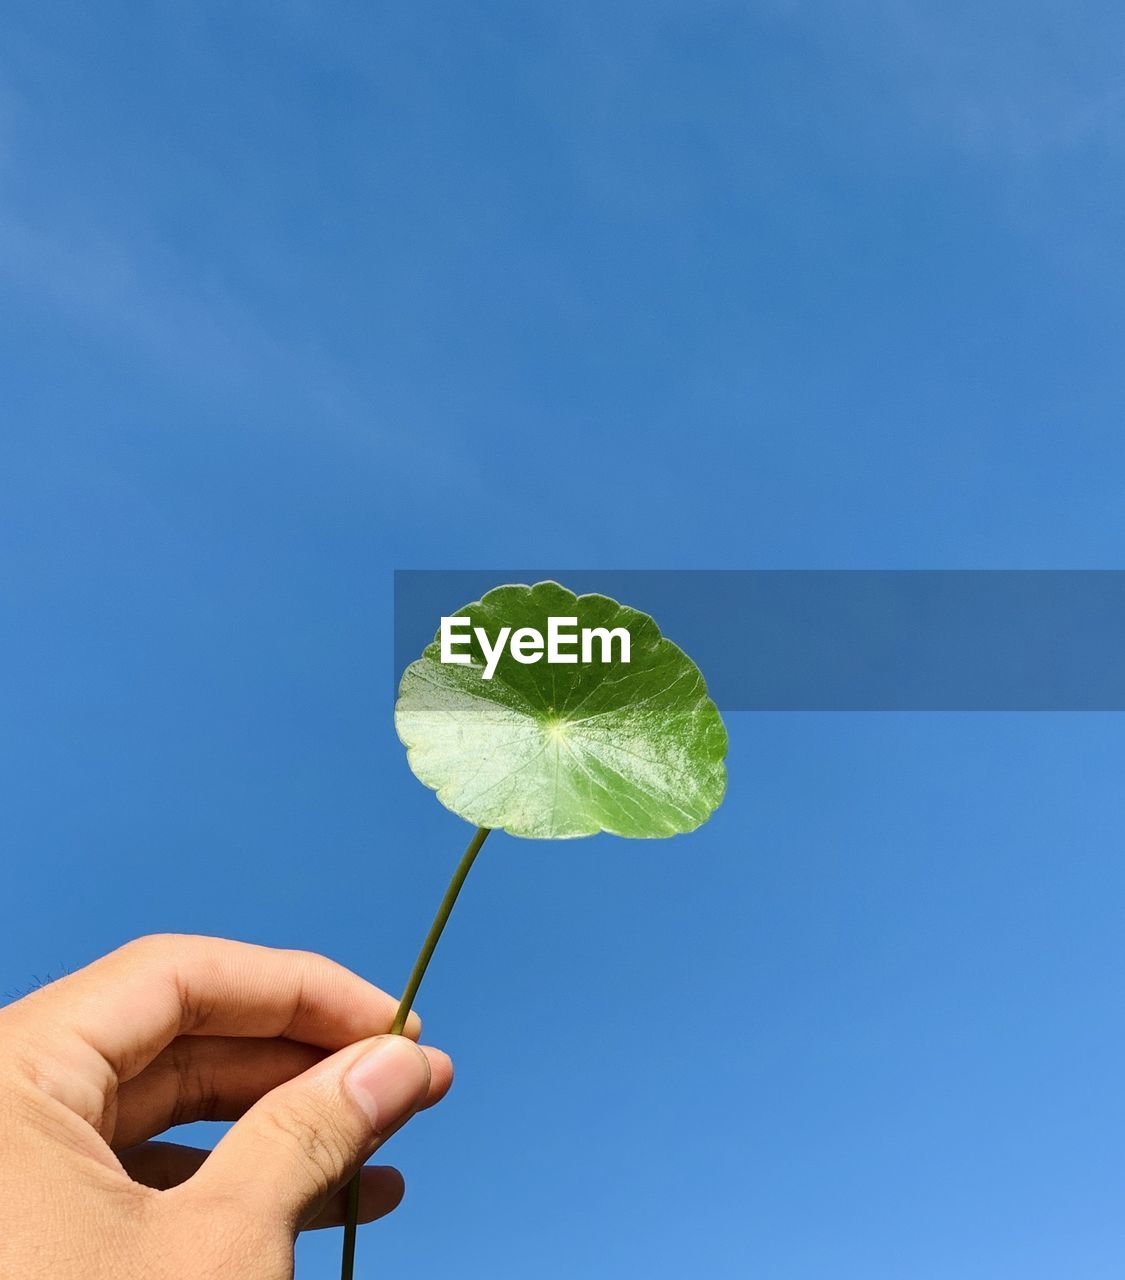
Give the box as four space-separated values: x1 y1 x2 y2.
340 825 492 1280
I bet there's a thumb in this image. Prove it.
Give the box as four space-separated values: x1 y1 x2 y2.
190 1035 440 1229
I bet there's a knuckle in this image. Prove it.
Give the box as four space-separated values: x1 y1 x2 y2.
117 933 192 966
116 936 220 1031
261 1098 349 1200
283 947 331 966
124 932 179 955
168 1042 222 1125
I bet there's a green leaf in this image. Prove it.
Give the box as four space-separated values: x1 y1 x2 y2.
395 581 727 839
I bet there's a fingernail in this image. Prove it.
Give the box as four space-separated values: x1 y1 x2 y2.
345 1037 427 1132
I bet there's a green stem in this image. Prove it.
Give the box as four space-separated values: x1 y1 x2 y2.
340 825 492 1280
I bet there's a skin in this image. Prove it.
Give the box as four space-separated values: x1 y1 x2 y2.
0 934 454 1278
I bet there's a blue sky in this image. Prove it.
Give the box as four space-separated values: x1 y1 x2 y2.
3 3 1125 1277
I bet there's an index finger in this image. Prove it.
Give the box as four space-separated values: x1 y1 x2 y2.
2 935 419 1121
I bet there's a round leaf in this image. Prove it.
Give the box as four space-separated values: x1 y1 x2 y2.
395 581 727 839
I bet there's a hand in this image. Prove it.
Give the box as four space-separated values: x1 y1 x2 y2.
0 934 453 1278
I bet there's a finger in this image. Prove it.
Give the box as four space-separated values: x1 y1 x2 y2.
3 935 420 1127
111 1036 325 1149
119 1142 407 1228
112 1032 453 1150
187 1036 452 1229
304 1166 405 1231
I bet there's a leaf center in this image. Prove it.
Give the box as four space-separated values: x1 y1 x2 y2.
544 716 571 743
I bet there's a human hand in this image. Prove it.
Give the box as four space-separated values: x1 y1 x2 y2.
0 934 453 1278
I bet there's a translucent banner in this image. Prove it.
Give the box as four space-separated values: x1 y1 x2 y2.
392 571 1125 711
